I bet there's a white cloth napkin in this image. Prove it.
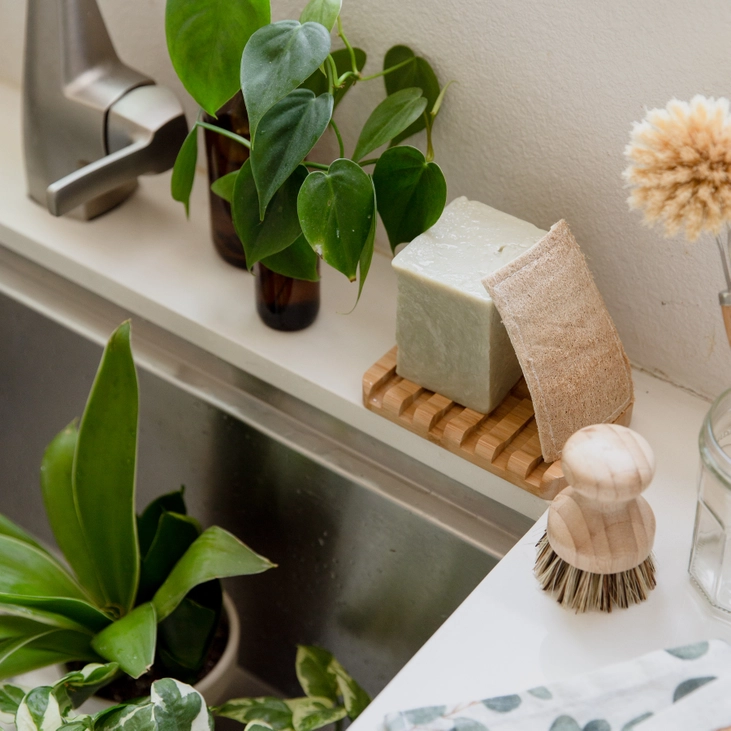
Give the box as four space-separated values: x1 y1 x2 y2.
384 640 731 731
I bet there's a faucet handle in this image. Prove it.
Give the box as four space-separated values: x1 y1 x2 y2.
46 86 188 217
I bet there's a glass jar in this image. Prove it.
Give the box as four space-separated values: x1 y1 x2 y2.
689 388 731 615
254 262 320 332
203 91 250 269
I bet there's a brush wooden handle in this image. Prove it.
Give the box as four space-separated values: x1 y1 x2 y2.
547 424 656 575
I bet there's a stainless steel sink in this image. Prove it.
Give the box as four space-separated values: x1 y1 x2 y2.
0 244 532 698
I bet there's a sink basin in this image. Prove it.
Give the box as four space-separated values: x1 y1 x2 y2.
0 244 532 698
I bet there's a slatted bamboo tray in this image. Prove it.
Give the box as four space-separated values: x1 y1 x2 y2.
362 347 633 500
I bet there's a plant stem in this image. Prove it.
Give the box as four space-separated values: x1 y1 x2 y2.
330 119 345 158
304 161 330 171
196 121 251 149
337 16 359 75
358 158 379 167
716 231 731 290
337 70 357 87
424 112 435 162
326 54 338 94
359 57 413 82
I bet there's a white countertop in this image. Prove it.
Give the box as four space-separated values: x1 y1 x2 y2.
0 80 726 728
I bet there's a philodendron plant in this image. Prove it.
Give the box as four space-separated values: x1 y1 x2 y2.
167 0 450 299
0 322 274 683
0 649 370 731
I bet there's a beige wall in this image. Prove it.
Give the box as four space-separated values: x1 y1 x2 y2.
3 0 731 399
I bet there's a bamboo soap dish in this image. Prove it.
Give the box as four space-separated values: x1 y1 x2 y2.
362 347 633 500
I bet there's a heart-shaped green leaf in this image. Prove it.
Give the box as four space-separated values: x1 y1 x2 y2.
232 161 308 268
373 145 446 250
261 235 320 281
355 180 377 306
297 159 375 281
171 127 198 217
299 0 341 31
241 21 331 142
383 46 440 145
166 0 270 117
252 90 333 219
300 48 366 107
210 170 239 203
352 88 427 161
91 603 156 679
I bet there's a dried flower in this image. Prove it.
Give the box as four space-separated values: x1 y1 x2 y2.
623 95 731 241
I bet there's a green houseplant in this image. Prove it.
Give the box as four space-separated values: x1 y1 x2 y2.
0 322 275 688
167 0 451 306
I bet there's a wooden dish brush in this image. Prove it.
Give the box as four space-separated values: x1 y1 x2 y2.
535 423 657 612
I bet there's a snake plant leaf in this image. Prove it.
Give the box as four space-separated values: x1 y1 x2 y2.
138 512 201 603
383 46 440 145
0 617 58 668
171 126 199 217
252 90 333 219
299 0 341 31
137 489 188 558
0 535 86 601
295 646 338 702
73 321 139 617
166 0 270 117
297 159 375 281
327 658 370 720
300 48 366 108
241 21 332 142
0 683 25 715
260 234 320 282
0 595 111 634
210 171 239 203
15 685 65 731
0 516 47 554
151 677 213 731
215 697 293 729
292 703 346 731
232 161 308 269
91 603 156 679
352 88 427 161
372 145 446 250
41 421 106 606
56 663 119 709
152 526 275 622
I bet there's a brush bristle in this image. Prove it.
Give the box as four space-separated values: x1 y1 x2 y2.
535 531 656 613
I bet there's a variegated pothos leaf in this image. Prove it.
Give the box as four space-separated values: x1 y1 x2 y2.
151 678 213 731
15 687 64 731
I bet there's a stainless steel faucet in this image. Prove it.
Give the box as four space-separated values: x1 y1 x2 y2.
23 0 189 219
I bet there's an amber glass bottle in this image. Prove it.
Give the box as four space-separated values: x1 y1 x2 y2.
203 91 249 269
255 262 320 331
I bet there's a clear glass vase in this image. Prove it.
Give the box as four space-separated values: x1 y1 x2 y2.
689 388 731 615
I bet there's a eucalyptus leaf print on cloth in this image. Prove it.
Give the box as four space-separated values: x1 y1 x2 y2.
383 640 731 731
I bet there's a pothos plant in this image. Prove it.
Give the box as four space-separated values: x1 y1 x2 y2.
167 0 450 299
0 648 369 731
0 322 274 684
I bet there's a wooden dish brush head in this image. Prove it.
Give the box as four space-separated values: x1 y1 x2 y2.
535 423 657 613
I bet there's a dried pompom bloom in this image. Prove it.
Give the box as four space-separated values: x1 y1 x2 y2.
624 96 731 241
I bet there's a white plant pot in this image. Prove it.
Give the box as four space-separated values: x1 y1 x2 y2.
12 593 241 712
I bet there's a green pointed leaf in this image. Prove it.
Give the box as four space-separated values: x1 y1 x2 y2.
297 159 375 281
252 90 333 219
210 171 239 203
138 512 201 603
74 321 139 617
153 527 274 622
56 663 119 709
383 46 440 145
0 684 25 715
41 421 107 607
300 48 366 107
355 180 377 306
16 686 64 731
299 0 341 31
295 646 337 702
215 697 293 729
373 145 446 250
327 658 370 720
293 704 346 731
353 88 427 161
91 603 156 679
151 678 212 731
166 0 270 117
0 595 110 633
137 489 188 558
233 161 307 269
260 235 320 282
241 21 332 141
0 515 47 554
171 127 199 217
